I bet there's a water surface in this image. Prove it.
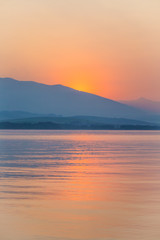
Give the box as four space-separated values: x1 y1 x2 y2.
0 130 160 240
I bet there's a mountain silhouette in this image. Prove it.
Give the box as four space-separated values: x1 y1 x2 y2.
0 78 156 121
121 98 160 115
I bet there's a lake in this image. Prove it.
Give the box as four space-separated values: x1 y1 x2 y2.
0 130 160 240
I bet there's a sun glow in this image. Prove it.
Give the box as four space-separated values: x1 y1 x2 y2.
72 82 90 92
0 0 160 100
69 71 96 93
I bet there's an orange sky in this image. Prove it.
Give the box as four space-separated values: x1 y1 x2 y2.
0 0 160 100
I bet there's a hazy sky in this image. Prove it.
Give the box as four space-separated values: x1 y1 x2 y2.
0 0 160 100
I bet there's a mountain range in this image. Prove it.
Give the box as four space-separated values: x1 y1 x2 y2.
121 98 160 115
0 78 159 126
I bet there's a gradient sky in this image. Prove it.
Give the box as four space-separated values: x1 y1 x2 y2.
0 0 160 100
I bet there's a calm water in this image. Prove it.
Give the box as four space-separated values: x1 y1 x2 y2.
0 130 160 240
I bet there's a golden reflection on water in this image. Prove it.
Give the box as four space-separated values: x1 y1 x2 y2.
0 130 160 240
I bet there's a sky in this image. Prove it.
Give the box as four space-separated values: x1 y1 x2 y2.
0 0 160 100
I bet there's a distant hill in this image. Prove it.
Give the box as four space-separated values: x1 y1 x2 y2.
0 78 158 122
0 111 42 121
121 98 160 115
0 111 57 121
2 115 150 125
0 115 159 130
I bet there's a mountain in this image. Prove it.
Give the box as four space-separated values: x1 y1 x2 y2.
0 115 159 130
3 115 150 125
0 110 57 121
121 98 160 115
0 111 42 121
0 78 157 121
